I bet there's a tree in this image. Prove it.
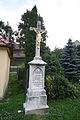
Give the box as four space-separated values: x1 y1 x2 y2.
76 45 80 81
0 21 6 38
17 6 47 64
0 21 14 43
44 47 79 99
42 47 63 76
60 39 79 82
0 21 4 28
77 45 80 56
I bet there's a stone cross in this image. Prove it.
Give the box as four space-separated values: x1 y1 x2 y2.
30 21 46 59
24 21 49 115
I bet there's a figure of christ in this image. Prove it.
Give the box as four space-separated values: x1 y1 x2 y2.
31 27 46 49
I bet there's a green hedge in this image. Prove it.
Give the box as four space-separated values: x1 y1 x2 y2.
17 64 26 92
46 74 79 99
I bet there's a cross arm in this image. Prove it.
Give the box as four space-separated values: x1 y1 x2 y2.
40 30 47 35
30 27 37 33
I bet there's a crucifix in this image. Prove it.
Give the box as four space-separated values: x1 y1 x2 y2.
30 21 46 59
24 20 49 115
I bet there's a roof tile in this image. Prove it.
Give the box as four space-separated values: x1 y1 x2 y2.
0 35 9 46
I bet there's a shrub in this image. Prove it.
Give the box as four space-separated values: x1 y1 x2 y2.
46 74 79 99
17 64 26 91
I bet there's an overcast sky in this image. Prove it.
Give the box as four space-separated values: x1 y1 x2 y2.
0 0 80 50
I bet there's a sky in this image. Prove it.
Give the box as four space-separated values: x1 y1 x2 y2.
0 0 80 50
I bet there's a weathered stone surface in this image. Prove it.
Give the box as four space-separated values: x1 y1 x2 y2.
24 104 49 115
23 21 49 114
29 58 47 65
23 89 49 115
23 60 49 114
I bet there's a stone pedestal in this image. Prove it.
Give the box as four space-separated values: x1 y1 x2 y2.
23 58 49 115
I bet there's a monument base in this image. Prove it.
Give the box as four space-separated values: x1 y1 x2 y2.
23 89 49 115
23 58 49 115
24 105 49 115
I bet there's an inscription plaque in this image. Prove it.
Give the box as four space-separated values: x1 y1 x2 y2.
32 68 43 89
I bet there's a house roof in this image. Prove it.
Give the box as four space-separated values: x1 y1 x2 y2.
0 35 12 58
13 42 24 50
13 42 20 49
73 40 80 47
0 35 10 47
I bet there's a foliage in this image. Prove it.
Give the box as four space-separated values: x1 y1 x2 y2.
17 6 47 64
52 47 63 59
0 21 4 27
76 45 80 81
0 21 14 43
0 74 80 120
43 48 63 76
77 45 80 56
60 39 80 83
44 47 79 99
0 20 15 57
46 74 79 99
17 64 26 91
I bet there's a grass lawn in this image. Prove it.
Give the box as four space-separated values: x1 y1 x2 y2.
0 73 80 120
